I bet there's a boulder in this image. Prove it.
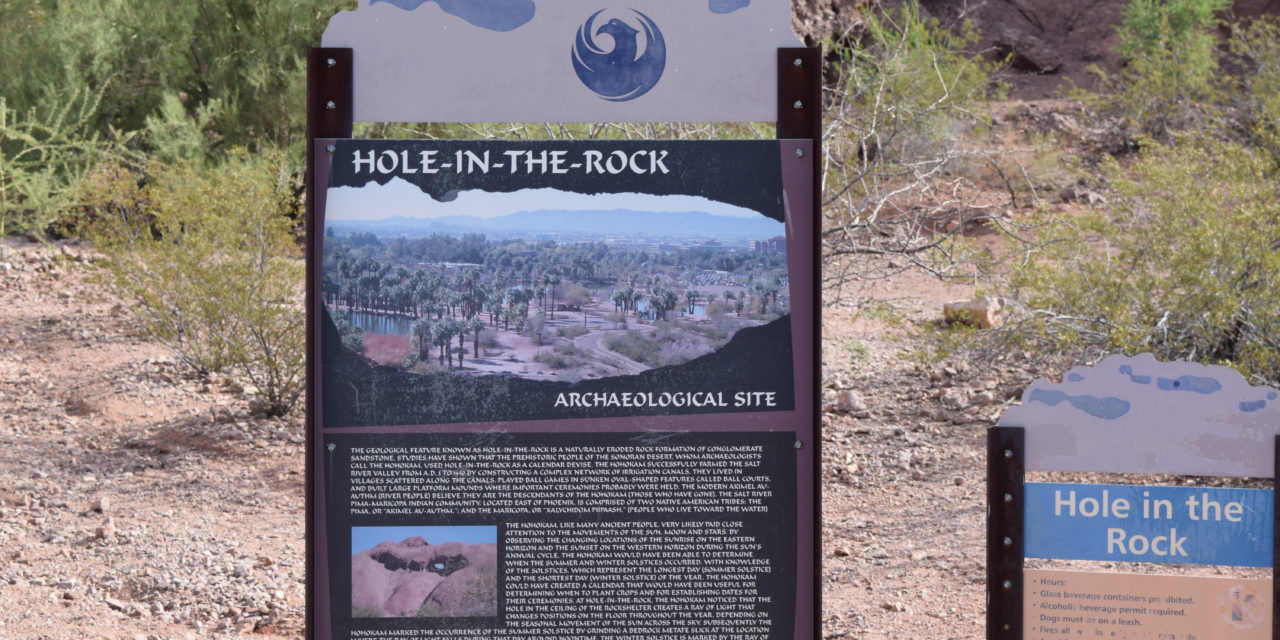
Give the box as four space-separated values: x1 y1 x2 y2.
993 26 1062 74
943 297 1004 329
836 390 867 413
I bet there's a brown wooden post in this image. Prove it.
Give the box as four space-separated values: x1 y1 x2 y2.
1273 435 1279 640
988 426 1026 640
305 46 352 640
777 46 822 638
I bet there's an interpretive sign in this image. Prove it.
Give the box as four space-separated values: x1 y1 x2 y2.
1025 483 1273 567
1026 569 1271 640
306 3 819 638
988 355 1280 640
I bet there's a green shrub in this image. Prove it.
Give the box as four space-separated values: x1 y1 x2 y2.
1229 17 1280 163
0 90 122 237
557 324 589 339
531 349 569 369
528 312 548 346
1084 0 1229 140
1003 135 1280 385
604 331 662 366
821 2 1011 285
0 1 353 155
90 151 305 416
532 343 588 370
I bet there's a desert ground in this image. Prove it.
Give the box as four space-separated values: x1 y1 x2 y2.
0 234 1006 640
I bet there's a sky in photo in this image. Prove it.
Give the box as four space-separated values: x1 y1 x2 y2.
326 179 767 222
351 525 498 555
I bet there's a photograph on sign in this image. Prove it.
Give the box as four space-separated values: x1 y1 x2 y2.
351 526 498 619
320 139 798 426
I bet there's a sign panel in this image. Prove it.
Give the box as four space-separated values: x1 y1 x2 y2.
1025 569 1271 640
320 139 803 427
321 1 802 123
310 138 816 640
997 354 1280 477
1025 483 1273 568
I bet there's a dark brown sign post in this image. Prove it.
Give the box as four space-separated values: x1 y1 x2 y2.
306 4 820 639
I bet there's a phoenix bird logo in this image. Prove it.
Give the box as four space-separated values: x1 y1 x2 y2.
571 9 666 102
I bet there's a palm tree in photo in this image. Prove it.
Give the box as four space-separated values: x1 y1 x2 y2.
547 274 561 319
412 318 433 362
454 317 468 367
431 320 452 366
508 287 534 330
468 316 485 360
534 272 548 315
512 302 529 334
650 287 678 321
752 280 770 314
487 295 504 327
618 285 640 318
503 306 518 333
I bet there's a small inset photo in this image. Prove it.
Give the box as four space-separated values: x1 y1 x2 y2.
351 526 498 618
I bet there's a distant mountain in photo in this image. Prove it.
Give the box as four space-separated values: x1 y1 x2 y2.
326 209 784 240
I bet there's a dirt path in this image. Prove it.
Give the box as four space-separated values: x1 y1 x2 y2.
573 325 654 375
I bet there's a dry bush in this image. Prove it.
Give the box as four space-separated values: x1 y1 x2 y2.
820 3 1045 296
89 151 304 416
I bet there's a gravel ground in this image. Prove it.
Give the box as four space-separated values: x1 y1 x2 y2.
0 240 306 639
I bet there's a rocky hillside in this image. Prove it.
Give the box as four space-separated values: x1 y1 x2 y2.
793 0 1280 98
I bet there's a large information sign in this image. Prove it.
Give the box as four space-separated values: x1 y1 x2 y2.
309 138 817 639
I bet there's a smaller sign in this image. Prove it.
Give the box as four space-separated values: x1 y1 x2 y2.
1025 569 1270 640
998 354 1280 477
1025 482 1273 567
